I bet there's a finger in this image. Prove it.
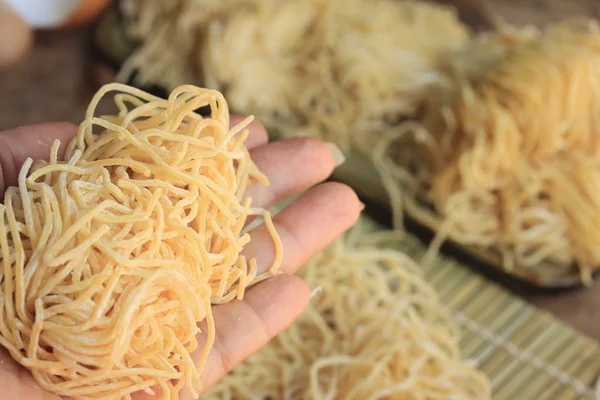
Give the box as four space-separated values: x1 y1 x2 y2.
230 115 268 150
198 274 309 394
0 123 77 196
245 137 341 209
131 274 310 399
0 347 60 400
245 182 361 275
0 118 265 199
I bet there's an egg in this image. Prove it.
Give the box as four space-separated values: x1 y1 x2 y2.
0 4 33 68
3 0 111 29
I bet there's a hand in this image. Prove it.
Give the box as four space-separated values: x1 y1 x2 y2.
0 119 361 399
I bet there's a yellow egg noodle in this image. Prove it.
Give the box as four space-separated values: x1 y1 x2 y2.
374 20 600 282
0 83 282 399
206 217 490 400
118 0 600 284
118 0 470 153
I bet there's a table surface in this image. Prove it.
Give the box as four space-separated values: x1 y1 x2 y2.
0 0 599 343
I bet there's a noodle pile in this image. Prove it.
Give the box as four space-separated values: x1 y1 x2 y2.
375 20 600 281
0 83 281 399
116 0 600 280
119 0 470 153
206 217 490 400
118 0 600 282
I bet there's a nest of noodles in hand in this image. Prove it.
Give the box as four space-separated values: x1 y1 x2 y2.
205 217 490 400
374 19 600 284
118 0 471 153
0 83 281 399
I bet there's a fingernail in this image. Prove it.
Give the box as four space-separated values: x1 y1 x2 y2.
325 142 345 168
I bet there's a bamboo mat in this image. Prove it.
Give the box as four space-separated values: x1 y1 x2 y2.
394 234 600 399
266 193 600 399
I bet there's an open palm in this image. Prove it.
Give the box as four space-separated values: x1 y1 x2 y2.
0 119 361 399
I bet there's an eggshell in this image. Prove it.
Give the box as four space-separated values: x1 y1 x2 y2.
65 0 112 28
4 0 111 29
0 5 33 68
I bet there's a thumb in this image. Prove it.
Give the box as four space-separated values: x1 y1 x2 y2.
0 122 77 197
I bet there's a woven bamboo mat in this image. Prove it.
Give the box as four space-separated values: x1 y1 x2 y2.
265 195 600 399
393 234 600 399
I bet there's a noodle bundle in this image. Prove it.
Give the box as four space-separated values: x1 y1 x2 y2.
0 83 281 399
119 0 470 153
117 0 600 280
206 217 491 400
375 20 600 281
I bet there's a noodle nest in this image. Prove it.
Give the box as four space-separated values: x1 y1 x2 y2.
119 0 470 153
0 83 281 399
375 20 600 282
